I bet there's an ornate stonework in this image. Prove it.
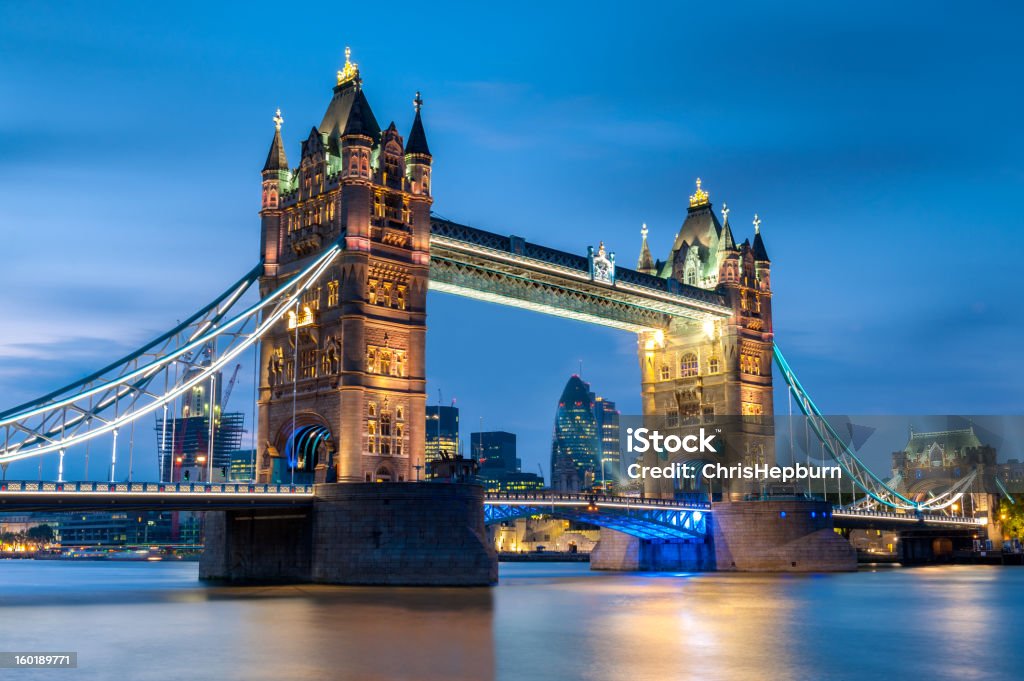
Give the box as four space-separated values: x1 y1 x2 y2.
639 179 775 499
256 52 432 483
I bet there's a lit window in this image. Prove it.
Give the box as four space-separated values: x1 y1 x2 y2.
680 353 699 377
741 353 761 376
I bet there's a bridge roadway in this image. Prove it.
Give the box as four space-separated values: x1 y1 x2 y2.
0 482 986 532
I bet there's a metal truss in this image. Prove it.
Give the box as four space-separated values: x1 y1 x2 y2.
483 493 709 540
0 243 342 466
774 344 978 512
429 219 732 331
843 474 903 511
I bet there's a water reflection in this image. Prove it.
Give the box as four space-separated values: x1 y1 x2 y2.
0 561 1021 681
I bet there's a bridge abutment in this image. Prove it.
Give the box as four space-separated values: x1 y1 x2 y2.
200 482 497 585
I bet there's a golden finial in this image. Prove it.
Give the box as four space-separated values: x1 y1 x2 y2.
414 91 423 113
753 213 762 234
336 46 359 85
689 177 710 208
721 202 729 222
273 108 284 132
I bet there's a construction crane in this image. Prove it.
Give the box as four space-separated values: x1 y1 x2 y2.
221 363 242 409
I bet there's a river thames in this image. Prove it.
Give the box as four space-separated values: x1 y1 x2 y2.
1 561 1020 680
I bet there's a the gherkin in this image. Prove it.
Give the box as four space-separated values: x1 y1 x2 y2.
550 375 600 491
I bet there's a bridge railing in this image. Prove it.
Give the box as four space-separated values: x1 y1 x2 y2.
833 507 985 526
483 491 712 510
0 481 314 495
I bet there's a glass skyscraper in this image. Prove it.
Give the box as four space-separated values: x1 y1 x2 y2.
593 397 621 487
550 375 600 491
425 405 460 462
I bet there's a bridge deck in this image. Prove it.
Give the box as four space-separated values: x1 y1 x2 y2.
429 218 732 331
0 483 985 531
0 481 314 512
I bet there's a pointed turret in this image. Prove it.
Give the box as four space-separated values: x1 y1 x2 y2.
260 108 290 274
637 224 655 274
751 213 769 261
339 85 376 181
406 92 431 156
718 203 737 252
263 109 288 172
404 92 433 197
342 89 378 140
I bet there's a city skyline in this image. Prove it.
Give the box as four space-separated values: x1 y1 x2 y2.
2 2 1022 484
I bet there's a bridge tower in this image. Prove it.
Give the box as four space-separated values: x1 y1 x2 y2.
638 180 775 500
255 50 432 484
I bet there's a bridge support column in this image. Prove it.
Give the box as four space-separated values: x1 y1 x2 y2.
590 529 714 571
711 500 856 571
200 482 497 585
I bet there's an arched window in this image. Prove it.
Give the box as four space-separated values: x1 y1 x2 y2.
374 465 393 482
680 353 699 377
379 350 392 376
660 365 671 380
708 357 720 374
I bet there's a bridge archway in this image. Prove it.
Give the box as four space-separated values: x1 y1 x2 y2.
483 502 707 540
373 464 395 482
275 413 334 484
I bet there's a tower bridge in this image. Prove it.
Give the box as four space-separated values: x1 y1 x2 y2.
0 51 996 582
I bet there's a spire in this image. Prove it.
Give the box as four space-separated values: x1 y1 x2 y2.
336 46 359 86
263 108 288 172
406 91 431 156
751 213 770 261
719 202 736 251
637 223 655 273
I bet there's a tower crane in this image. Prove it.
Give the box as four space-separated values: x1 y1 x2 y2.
221 364 242 409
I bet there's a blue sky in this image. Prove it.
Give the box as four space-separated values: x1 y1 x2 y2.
1 1 1022 481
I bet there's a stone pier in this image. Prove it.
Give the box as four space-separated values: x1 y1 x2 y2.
200 482 497 585
711 499 856 571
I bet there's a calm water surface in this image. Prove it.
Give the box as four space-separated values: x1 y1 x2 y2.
0 560 1021 681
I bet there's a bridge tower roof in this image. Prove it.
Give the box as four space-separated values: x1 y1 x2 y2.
406 91 431 156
